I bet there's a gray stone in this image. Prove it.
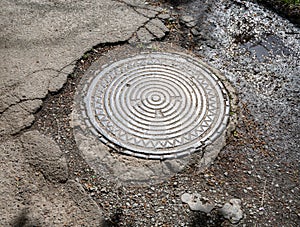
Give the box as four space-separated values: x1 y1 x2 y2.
220 199 243 224
145 21 166 39
137 27 155 43
191 28 201 36
180 15 195 23
180 15 197 28
21 130 68 183
181 193 215 213
158 13 171 20
181 193 193 203
149 18 169 32
188 21 197 28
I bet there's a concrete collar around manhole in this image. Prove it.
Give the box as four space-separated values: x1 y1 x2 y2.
72 43 237 185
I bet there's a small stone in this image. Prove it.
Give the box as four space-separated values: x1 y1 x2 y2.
145 21 165 39
181 193 215 213
180 15 195 23
187 21 197 28
180 15 196 28
136 27 154 43
158 13 171 20
220 199 243 224
190 201 215 213
145 18 169 39
191 28 201 36
181 193 192 203
150 18 169 32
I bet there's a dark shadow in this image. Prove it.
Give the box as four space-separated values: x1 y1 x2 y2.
11 209 40 227
101 208 131 227
253 0 300 27
161 0 198 7
189 211 225 227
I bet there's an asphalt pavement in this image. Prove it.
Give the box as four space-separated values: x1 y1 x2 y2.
0 0 299 226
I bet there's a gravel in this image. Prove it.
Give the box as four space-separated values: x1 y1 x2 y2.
32 0 299 226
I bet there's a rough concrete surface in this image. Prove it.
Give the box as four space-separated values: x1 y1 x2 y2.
0 138 103 226
71 43 236 185
0 0 155 136
0 0 168 225
1 0 299 225
21 130 69 183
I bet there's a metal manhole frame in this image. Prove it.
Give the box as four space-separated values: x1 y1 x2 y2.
81 52 230 160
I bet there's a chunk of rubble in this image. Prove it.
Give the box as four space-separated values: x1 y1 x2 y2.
136 27 155 43
180 15 197 28
181 193 215 213
220 198 243 224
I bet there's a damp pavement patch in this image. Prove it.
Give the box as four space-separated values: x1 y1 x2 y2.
72 44 236 184
240 34 293 63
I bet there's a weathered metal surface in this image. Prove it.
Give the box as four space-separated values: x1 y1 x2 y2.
83 52 230 159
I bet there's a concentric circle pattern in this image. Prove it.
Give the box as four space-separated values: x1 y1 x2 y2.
84 53 230 159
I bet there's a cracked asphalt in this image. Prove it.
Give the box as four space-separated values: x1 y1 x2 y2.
0 0 299 226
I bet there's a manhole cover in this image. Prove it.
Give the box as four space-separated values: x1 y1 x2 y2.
83 52 230 159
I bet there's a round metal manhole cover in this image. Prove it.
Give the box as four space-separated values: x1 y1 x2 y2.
82 52 230 159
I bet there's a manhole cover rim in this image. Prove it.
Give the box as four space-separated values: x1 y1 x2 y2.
81 52 230 159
